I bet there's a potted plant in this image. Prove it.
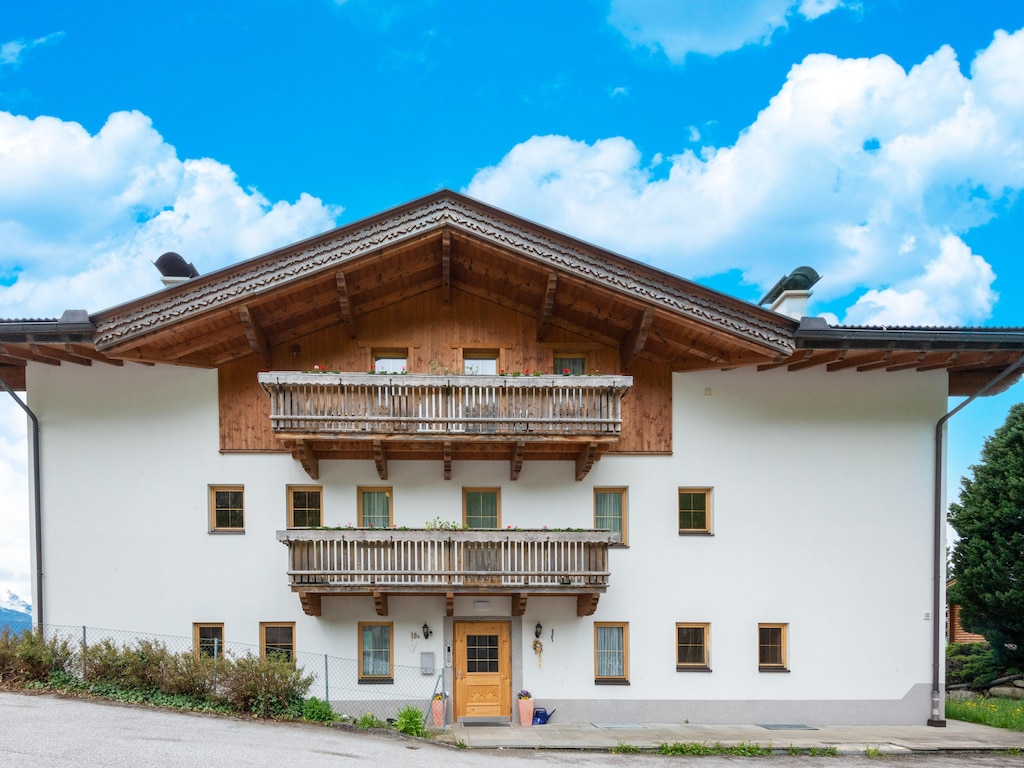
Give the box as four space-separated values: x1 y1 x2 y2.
517 689 533 726
431 692 446 727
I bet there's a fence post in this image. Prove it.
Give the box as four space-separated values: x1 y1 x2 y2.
81 625 87 678
324 654 329 702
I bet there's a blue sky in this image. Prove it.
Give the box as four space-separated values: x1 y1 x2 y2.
2 0 1024 598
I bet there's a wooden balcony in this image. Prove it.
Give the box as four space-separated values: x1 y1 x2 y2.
276 528 619 617
258 372 633 480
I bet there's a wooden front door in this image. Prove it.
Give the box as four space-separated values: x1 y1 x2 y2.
453 621 511 721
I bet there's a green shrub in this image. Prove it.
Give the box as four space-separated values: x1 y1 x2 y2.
946 643 1002 687
158 651 218 698
302 696 336 723
217 654 312 718
356 711 384 729
393 705 426 737
0 628 74 684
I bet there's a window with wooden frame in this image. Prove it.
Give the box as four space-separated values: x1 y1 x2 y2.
554 354 587 376
260 622 295 662
758 623 788 671
676 623 710 671
463 488 500 529
462 348 499 375
594 622 629 683
358 487 392 528
358 622 394 682
373 349 407 374
193 623 224 659
288 486 322 528
209 486 244 532
594 488 627 545
678 488 712 534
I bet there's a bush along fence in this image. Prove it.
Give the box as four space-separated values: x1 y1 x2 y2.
0 624 445 726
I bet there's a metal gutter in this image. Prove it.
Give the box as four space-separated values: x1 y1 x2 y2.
927 355 1024 726
0 377 43 631
796 317 1024 351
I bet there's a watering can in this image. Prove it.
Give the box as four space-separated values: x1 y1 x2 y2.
532 707 556 725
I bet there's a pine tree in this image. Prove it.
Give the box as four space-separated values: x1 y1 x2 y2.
948 403 1024 670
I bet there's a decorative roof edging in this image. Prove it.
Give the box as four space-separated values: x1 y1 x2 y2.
93 193 795 354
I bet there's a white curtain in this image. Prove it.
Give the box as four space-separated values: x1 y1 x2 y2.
596 626 624 677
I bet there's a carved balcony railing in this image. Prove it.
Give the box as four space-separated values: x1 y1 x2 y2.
276 528 619 617
258 372 632 441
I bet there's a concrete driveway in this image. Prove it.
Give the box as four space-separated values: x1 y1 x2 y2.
2 691 1023 768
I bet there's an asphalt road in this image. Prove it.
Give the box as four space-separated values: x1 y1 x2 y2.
2 691 1022 768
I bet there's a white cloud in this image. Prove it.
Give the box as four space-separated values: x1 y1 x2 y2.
466 28 1024 326
608 0 851 61
0 32 65 68
0 110 342 317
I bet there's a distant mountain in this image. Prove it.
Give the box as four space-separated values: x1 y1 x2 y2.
0 590 32 634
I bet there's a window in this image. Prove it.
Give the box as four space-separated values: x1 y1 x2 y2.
209 486 244 532
463 350 498 375
594 622 629 683
260 622 295 662
678 488 711 534
359 487 392 528
676 623 710 671
193 623 224 659
554 354 586 375
758 623 788 671
288 486 322 528
463 488 500 529
359 622 393 682
373 350 407 374
595 488 627 545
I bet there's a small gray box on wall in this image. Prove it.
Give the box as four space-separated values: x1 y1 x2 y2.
420 651 435 675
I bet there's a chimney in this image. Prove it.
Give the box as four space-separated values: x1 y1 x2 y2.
153 252 200 287
759 266 821 320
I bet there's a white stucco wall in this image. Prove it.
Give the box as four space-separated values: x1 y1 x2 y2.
26 360 946 723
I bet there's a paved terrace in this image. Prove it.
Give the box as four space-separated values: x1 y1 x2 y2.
438 720 1024 754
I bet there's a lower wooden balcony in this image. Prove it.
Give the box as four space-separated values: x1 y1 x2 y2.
276 528 619 617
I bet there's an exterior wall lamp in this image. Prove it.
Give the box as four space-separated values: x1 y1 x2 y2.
535 622 543 638
422 622 432 639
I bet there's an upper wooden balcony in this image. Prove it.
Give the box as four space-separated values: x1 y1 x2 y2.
276 527 619 618
258 372 633 480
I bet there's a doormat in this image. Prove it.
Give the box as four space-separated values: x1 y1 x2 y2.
459 717 511 727
756 724 818 730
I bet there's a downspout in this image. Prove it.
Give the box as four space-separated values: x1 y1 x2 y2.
0 378 43 631
928 356 1024 726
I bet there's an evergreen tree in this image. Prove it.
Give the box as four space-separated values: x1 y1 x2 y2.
948 403 1024 670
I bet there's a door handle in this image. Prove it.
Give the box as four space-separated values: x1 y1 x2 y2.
457 670 462 679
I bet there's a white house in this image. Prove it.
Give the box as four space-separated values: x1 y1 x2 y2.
2 191 1023 726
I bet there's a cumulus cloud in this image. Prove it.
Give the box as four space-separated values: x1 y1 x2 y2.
0 32 65 68
466 28 1024 326
608 0 852 61
0 110 342 317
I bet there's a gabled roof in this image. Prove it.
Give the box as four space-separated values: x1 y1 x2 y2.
1 189 1024 396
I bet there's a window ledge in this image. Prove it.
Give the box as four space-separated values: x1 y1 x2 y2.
677 531 713 536
358 678 395 685
758 667 790 673
209 530 246 535
676 667 712 673
594 679 630 685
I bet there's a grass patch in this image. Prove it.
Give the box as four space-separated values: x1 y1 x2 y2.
610 742 640 753
946 696 1024 731
658 741 772 756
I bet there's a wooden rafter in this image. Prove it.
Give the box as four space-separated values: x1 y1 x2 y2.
620 308 653 370
441 229 451 305
443 441 452 480
576 593 600 616
512 593 527 616
575 442 599 481
788 350 845 371
336 271 355 337
297 441 319 479
885 351 929 372
917 351 959 371
826 352 889 372
446 592 454 616
299 592 322 617
29 344 92 366
536 272 557 341
0 345 59 366
373 591 388 616
64 344 124 366
510 441 525 481
855 351 897 372
238 304 272 367
373 440 388 480
759 350 811 371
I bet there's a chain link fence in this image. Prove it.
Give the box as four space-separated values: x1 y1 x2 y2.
41 624 446 724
